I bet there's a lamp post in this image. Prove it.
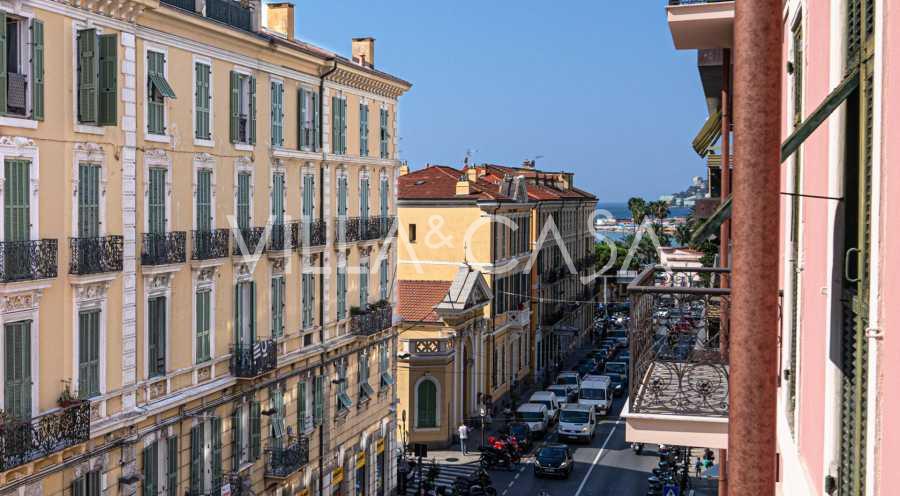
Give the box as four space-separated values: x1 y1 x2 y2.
479 406 486 449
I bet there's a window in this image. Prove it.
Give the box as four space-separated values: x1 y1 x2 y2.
272 173 284 226
359 262 369 308
71 470 101 496
147 50 175 135
78 163 101 237
336 359 352 412
358 350 374 402
234 281 256 346
77 29 115 125
359 103 369 156
166 436 178 496
337 266 347 320
297 380 309 432
379 108 390 159
269 386 285 449
236 172 251 229
196 169 212 231
271 80 284 146
379 258 389 301
195 62 211 140
148 296 166 378
416 379 437 428
378 341 393 390
271 276 284 338
148 167 166 234
4 320 31 419
331 96 347 155
231 401 261 470
142 441 158 496
190 417 222 496
360 176 369 220
301 173 315 243
408 224 416 243
5 159 30 241
298 88 319 151
337 174 348 217
78 309 100 398
302 272 315 329
313 375 324 425
491 348 497 389
196 289 211 363
379 176 389 218
229 71 256 145
0 14 43 119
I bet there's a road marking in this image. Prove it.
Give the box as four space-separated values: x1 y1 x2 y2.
573 421 621 496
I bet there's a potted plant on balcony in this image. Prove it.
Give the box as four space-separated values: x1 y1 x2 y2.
57 379 82 408
371 299 389 309
350 306 365 316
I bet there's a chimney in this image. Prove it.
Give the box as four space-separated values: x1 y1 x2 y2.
265 2 295 39
352 37 375 68
466 168 478 183
399 164 410 176
456 176 471 196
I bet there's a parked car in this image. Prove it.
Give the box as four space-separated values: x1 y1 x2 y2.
516 403 550 437
557 403 597 443
579 376 612 415
528 391 560 423
546 384 577 405
533 444 574 478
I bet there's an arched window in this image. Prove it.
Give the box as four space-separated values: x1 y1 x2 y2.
416 379 438 428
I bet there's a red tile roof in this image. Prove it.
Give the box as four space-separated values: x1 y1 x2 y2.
398 166 513 201
397 280 453 322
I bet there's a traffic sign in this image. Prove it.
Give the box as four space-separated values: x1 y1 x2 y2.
663 484 680 496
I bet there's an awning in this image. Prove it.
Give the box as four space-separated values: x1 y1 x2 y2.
781 66 859 162
692 110 722 157
149 73 177 99
690 194 732 245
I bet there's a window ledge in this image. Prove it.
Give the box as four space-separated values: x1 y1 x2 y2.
194 138 215 148
75 124 106 135
0 116 37 129
234 143 254 152
144 133 171 144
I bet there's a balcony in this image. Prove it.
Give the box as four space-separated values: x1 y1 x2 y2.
350 304 393 337
667 0 734 50
0 400 91 472
69 236 124 276
192 229 230 261
267 223 295 253
623 266 730 450
265 437 310 480
230 339 277 378
0 239 58 282
232 227 266 257
295 219 326 249
141 232 186 266
205 0 252 32
408 338 455 357
160 0 195 11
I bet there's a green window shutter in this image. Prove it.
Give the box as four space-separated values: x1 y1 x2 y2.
380 259 388 301
146 52 167 134
338 176 347 216
314 375 324 425
78 163 101 238
210 417 222 491
360 103 368 156
237 172 250 229
190 424 204 495
31 20 44 121
142 442 158 496
195 63 211 139
312 91 320 150
250 400 261 460
380 177 389 218
197 169 212 231
337 269 345 320
360 263 368 308
272 173 284 225
72 476 85 496
298 88 306 149
166 436 178 496
4 160 30 242
249 281 257 342
360 177 369 220
98 34 116 125
271 81 283 146
148 167 166 234
196 290 211 362
249 76 257 145
271 277 284 338
234 283 242 346
231 406 242 470
77 29 98 124
298 381 307 432
0 13 5 114
4 321 32 419
78 309 101 398
229 71 239 143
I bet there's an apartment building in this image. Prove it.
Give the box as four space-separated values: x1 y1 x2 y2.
394 164 596 447
0 1 410 495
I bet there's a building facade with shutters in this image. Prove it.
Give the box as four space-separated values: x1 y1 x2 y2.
0 1 409 496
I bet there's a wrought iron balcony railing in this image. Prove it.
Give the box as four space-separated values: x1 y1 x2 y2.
0 400 91 472
205 0 252 31
192 229 230 260
628 266 730 418
232 227 266 256
141 232 186 266
335 216 360 244
268 223 296 253
0 239 58 282
265 437 310 479
161 0 196 10
230 339 277 378
350 305 393 337
69 236 124 275
295 219 326 249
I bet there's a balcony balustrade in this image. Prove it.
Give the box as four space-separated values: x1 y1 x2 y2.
192 229 230 260
160 0 196 10
0 239 58 282
141 232 186 266
409 338 454 356
69 236 124 275
295 219 326 249
230 338 277 378
265 437 310 479
628 266 730 418
0 400 91 472
350 305 393 337
267 223 296 252
205 0 252 32
232 227 267 256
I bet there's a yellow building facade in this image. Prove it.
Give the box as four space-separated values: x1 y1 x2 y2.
0 1 409 495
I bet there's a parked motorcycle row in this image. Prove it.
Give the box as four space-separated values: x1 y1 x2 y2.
478 434 523 470
645 445 691 496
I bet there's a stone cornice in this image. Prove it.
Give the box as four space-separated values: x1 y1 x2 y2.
327 66 409 100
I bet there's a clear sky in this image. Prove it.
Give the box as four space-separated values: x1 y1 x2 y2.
289 0 710 202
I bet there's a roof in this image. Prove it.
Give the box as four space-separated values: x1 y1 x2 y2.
397 280 453 322
434 265 492 314
398 166 514 201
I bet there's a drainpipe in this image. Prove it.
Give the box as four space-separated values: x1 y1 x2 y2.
729 2 781 496
317 57 339 496
718 48 732 496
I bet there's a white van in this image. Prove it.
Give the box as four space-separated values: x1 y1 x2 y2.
557 404 596 443
579 376 612 415
516 403 550 437
529 391 560 423
546 384 576 405
556 371 581 394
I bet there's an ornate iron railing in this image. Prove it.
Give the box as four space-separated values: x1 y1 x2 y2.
350 305 393 336
205 0 252 31
192 229 230 260
69 236 124 275
141 232 186 266
627 266 730 418
232 227 267 256
295 219 326 249
230 339 277 378
335 216 360 244
0 239 58 282
0 400 91 472
161 0 196 11
265 437 310 479
267 223 296 252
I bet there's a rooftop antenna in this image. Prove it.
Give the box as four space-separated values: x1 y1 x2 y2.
465 148 477 167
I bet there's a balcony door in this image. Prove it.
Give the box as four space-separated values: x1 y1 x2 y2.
5 159 30 242
148 167 166 235
4 320 32 419
78 163 101 238
234 281 256 347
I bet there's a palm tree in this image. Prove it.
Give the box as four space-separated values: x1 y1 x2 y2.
651 201 670 222
627 197 647 229
674 223 693 247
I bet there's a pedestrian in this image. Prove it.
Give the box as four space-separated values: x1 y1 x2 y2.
458 422 469 455
695 457 702 478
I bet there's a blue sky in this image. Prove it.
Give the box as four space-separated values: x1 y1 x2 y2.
290 0 709 202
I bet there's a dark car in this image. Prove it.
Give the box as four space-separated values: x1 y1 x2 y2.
533 444 574 478
506 422 533 451
576 362 595 377
604 361 628 396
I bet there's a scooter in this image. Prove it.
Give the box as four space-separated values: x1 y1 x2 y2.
631 442 644 455
479 446 512 470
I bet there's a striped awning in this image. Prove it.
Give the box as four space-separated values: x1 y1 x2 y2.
149 74 177 99
692 110 722 157
691 194 732 245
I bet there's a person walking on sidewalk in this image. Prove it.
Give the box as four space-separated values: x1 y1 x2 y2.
458 423 469 455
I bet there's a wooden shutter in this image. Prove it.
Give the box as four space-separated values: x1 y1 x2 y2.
337 268 346 319
380 177 389 218
271 81 283 146
229 71 239 143
360 103 368 156
4 321 32 419
298 381 307 432
148 296 167 377
314 375 324 425
231 406 242 470
271 277 284 337
312 91 320 150
272 173 284 225
250 400 261 460
0 13 5 114
298 87 306 149
31 20 44 121
4 160 30 241
142 442 158 496
210 417 222 491
195 63 211 139
360 263 368 308
380 259 388 301
190 424 204 495
196 290 211 362
338 176 347 216
78 309 101 398
360 177 369 220
196 169 212 231
234 283 242 347
237 172 250 229
77 29 97 124
249 75 257 145
148 167 166 234
249 281 257 343
166 436 178 496
97 34 116 125
78 163 101 238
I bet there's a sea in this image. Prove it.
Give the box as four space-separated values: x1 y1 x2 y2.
596 202 692 221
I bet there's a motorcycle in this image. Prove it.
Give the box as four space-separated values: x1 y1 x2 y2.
631 442 644 455
452 468 497 496
479 445 512 470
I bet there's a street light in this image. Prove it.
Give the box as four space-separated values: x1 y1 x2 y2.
479 406 486 449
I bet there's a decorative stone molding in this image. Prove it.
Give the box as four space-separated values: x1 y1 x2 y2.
74 282 110 304
196 267 217 285
0 135 36 149
272 257 286 275
327 67 406 99
194 152 216 166
1 291 41 314
235 262 254 282
146 274 173 294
